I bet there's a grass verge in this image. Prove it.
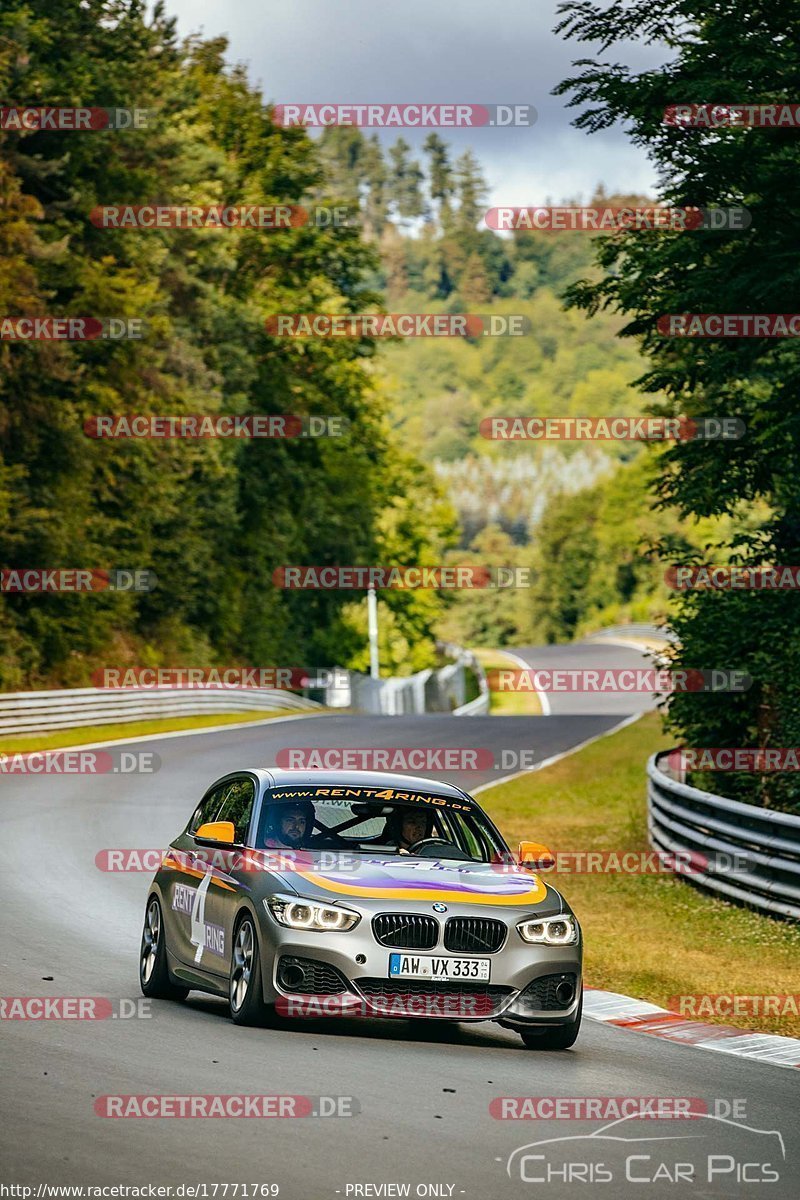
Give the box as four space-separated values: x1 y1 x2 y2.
471 647 543 716
481 712 800 1038
0 708 320 755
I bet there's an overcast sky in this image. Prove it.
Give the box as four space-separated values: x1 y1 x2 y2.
165 0 668 206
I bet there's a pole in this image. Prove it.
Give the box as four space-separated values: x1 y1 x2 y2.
367 586 380 679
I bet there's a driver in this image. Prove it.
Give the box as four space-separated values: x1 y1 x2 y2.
384 808 433 855
264 801 313 849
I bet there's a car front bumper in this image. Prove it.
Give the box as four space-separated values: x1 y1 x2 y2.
258 903 582 1026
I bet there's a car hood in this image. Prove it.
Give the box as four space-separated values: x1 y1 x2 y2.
264 853 557 909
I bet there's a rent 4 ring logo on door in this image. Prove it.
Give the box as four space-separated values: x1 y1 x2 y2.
173 879 225 961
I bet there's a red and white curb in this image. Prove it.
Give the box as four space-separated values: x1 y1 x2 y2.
585 987 800 1069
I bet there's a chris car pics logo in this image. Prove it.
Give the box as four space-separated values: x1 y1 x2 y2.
501 1113 784 1187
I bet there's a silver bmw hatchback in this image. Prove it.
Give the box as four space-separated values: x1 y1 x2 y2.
140 769 582 1049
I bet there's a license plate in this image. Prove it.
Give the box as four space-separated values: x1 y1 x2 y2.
388 953 491 982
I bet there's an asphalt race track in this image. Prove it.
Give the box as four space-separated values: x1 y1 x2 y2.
1 643 797 1199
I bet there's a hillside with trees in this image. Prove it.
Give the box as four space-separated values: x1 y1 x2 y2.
4 0 770 753
0 0 455 687
315 125 690 644
555 0 800 812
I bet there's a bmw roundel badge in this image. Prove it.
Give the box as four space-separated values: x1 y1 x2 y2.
432 902 447 913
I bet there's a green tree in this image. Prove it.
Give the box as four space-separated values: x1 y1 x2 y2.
361 134 389 237
0 0 451 687
458 251 491 306
530 488 601 642
387 137 426 225
423 131 453 230
453 148 488 232
556 0 800 810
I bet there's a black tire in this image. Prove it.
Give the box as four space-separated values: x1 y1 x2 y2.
139 896 189 1001
520 996 582 1050
229 913 266 1026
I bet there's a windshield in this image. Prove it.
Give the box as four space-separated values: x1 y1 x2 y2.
256 784 511 863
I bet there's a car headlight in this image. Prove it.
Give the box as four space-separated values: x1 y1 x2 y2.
265 893 361 932
517 914 578 945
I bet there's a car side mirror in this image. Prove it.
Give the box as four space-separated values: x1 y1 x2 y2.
518 840 555 870
195 820 236 845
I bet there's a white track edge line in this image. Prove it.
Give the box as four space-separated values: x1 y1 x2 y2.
472 712 643 795
488 648 551 715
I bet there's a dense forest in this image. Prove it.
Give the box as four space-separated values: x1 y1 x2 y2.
555 0 800 811
4 0 799 815
0 0 676 689
0 1 458 687
315 125 706 647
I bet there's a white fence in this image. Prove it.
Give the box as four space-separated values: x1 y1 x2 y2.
323 644 490 716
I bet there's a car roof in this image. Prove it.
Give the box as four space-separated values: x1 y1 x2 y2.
254 767 475 803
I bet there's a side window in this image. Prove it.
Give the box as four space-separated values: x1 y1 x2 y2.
189 783 231 834
216 777 256 844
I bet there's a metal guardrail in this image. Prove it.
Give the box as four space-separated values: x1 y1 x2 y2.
0 686 321 737
647 751 800 920
588 623 677 644
0 642 489 737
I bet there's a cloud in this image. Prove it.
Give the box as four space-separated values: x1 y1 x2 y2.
165 0 666 200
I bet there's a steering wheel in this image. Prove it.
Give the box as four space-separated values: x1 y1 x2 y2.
405 837 468 858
